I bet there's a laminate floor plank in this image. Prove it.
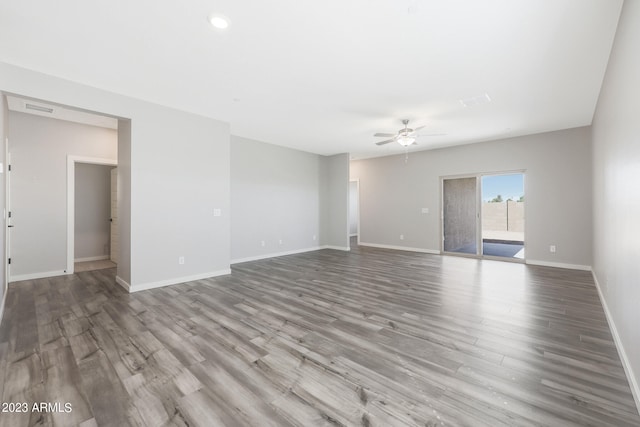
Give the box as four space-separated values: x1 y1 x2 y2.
1 240 639 426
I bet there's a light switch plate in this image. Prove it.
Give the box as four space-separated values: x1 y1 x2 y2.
213 208 221 217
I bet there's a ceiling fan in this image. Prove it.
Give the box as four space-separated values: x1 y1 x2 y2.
374 119 444 147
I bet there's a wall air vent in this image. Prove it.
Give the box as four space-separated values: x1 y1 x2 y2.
25 103 53 113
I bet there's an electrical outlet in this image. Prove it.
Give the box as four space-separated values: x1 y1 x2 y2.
312 235 316 241
549 245 556 253
278 239 283 245
213 208 221 217
400 234 404 240
261 240 266 247
178 256 185 265
421 207 429 214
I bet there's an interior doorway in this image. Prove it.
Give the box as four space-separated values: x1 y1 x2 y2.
72 162 118 273
441 171 525 261
67 157 117 274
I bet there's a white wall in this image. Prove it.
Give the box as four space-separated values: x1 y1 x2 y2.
0 95 7 320
8 112 116 280
231 136 322 262
591 0 640 409
320 153 350 250
75 163 113 261
0 62 231 292
350 126 593 268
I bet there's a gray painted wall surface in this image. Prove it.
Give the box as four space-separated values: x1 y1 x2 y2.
75 163 113 260
0 62 231 290
0 95 7 317
8 112 117 278
320 154 350 249
591 0 640 406
231 136 321 261
117 120 131 284
350 126 592 266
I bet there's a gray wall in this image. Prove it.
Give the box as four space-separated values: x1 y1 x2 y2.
117 119 131 284
320 153 350 249
0 61 231 291
75 163 113 260
350 126 592 267
231 136 321 261
8 112 117 279
591 0 640 407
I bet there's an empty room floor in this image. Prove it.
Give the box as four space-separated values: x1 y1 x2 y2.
0 246 638 426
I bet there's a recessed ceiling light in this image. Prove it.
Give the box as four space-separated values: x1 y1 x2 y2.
209 14 230 30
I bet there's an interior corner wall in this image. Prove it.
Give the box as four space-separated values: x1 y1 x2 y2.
350 126 593 267
74 163 113 260
8 112 117 280
230 136 321 262
591 0 640 409
320 153 350 249
0 61 231 292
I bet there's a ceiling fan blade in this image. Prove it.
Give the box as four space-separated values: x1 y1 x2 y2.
412 125 426 132
375 139 395 146
374 132 396 137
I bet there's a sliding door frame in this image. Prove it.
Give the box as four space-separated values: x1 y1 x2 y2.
440 170 526 263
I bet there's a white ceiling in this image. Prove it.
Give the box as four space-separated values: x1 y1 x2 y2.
0 0 623 159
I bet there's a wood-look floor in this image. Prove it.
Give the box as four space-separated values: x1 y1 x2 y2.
1 242 639 426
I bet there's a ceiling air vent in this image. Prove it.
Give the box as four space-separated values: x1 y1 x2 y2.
460 93 492 108
25 103 53 113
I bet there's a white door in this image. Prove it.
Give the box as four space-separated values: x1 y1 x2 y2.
110 167 118 264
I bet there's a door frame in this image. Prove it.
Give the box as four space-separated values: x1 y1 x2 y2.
440 170 526 262
66 155 117 275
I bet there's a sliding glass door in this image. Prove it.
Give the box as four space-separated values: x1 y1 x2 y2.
442 172 525 261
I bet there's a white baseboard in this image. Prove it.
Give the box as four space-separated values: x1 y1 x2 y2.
75 255 110 263
115 275 130 291
322 245 351 251
128 269 231 293
592 272 640 414
358 242 440 255
526 259 592 271
9 270 68 282
231 246 323 264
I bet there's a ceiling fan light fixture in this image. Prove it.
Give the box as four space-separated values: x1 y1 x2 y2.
397 135 415 147
209 14 230 29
